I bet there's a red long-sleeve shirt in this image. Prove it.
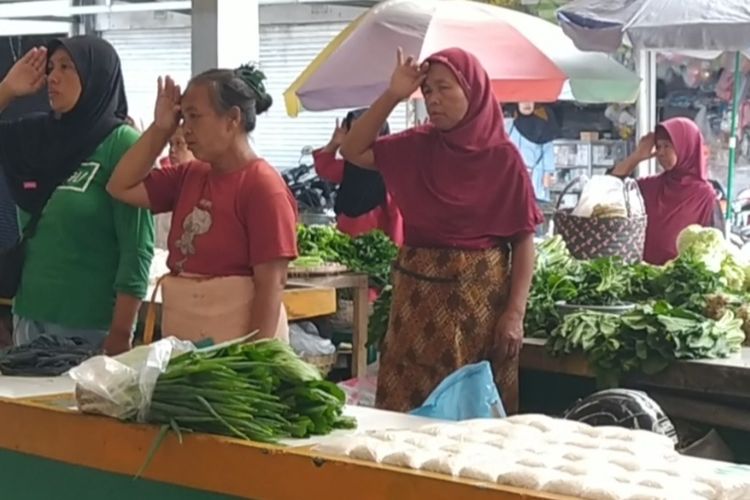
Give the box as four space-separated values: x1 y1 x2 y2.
313 148 403 245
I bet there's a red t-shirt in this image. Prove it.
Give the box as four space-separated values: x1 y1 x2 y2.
313 148 404 245
143 159 298 276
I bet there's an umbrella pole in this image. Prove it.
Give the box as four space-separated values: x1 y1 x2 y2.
726 51 742 221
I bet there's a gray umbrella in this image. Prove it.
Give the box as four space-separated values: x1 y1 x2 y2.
557 0 750 53
557 0 750 218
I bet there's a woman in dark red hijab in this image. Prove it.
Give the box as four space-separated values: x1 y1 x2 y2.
611 117 722 265
341 47 542 415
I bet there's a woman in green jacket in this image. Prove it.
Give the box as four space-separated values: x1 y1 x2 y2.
0 36 154 354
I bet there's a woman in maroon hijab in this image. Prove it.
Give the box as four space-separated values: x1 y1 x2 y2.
611 117 722 265
341 48 542 414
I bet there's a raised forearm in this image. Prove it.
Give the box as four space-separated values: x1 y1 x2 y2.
610 153 643 178
108 124 170 193
340 91 400 159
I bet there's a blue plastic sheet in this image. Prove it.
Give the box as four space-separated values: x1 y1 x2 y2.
409 361 506 421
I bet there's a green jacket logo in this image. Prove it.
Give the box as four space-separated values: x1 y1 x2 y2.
59 162 100 192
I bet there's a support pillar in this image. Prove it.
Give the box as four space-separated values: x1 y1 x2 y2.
635 49 657 176
191 0 259 76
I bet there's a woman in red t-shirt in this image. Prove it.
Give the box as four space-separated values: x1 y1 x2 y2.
313 110 403 245
107 65 297 343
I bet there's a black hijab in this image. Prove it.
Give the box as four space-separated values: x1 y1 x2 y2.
333 108 390 218
512 104 560 145
0 35 128 214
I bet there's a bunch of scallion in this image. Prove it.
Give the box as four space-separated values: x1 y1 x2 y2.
146 339 356 443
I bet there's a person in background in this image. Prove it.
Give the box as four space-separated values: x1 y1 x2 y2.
506 102 559 204
340 47 541 415
159 124 194 169
107 65 297 344
313 110 403 245
0 37 154 354
152 125 195 249
611 117 723 265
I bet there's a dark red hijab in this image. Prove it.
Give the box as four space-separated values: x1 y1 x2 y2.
638 117 717 265
372 48 542 249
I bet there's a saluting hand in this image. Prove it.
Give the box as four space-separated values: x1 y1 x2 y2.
634 132 656 162
324 118 348 153
2 46 47 98
154 75 181 134
387 47 429 101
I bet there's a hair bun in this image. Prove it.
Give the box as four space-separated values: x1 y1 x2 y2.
234 63 272 114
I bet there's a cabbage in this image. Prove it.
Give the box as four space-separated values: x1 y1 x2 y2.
676 225 727 273
722 255 746 292
675 225 748 292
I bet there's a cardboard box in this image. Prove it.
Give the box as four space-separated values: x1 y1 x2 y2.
580 131 600 141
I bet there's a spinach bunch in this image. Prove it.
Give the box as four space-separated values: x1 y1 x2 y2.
296 225 397 288
525 236 579 338
575 258 633 306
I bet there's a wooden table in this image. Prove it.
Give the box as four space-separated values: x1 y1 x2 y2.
520 338 750 431
0 392 568 500
288 273 370 378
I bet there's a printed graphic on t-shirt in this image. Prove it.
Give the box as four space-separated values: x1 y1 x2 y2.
59 162 101 193
175 199 212 272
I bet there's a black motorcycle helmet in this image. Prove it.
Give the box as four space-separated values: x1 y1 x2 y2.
562 389 679 446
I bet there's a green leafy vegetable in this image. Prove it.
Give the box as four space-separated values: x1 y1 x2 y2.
525 236 579 338
368 285 392 347
145 339 355 444
548 303 745 387
295 224 397 288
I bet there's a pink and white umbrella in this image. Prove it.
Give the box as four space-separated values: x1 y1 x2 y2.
284 0 640 116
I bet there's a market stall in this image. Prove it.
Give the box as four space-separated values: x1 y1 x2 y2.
287 273 370 377
0 380 564 500
2 382 750 500
291 224 398 377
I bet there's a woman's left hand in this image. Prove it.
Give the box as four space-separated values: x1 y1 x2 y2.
494 311 524 360
103 332 132 356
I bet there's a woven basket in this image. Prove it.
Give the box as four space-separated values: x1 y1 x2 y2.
553 177 647 264
301 352 337 377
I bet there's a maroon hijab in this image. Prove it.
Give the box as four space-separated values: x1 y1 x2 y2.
372 48 542 249
638 117 716 265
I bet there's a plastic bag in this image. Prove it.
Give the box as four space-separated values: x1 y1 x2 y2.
572 175 644 218
339 361 379 407
69 337 195 422
410 361 506 421
289 323 336 357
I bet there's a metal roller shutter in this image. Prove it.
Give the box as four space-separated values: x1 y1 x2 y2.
103 28 192 131
104 23 407 171
256 22 408 170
